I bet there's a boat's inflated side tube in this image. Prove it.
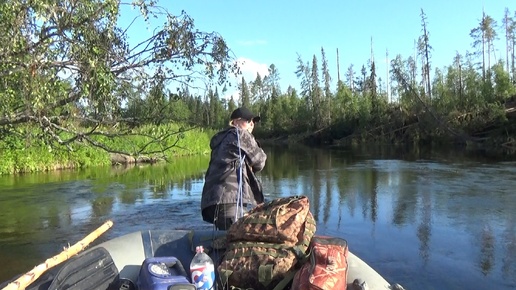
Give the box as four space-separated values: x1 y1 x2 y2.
137 257 196 290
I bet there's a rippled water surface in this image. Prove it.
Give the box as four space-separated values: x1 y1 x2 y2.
0 146 515 290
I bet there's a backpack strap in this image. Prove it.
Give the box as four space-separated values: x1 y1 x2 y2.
258 264 274 286
271 270 297 290
219 268 233 284
187 230 227 254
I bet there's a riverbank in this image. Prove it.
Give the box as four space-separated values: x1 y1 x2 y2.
0 124 214 175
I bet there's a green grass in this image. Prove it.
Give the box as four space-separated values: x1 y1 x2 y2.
0 123 217 175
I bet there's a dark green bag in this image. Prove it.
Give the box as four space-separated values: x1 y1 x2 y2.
218 196 316 290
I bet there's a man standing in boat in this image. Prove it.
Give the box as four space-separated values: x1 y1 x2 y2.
201 107 267 230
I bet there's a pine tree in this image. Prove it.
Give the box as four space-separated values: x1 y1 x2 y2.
321 47 332 126
418 9 432 100
470 11 498 81
311 55 323 129
346 64 355 93
239 76 251 108
502 8 512 73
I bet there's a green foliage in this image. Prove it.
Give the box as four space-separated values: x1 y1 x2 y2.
0 0 237 162
492 61 516 100
0 123 214 175
0 135 111 175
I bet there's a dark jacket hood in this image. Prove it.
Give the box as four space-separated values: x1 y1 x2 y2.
209 127 233 149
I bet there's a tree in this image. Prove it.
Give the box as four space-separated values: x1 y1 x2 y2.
228 96 237 114
360 65 367 95
264 64 281 128
368 55 379 116
492 60 516 101
470 11 497 81
502 9 516 81
239 77 251 108
0 0 237 155
251 73 265 107
295 54 313 130
502 8 513 73
418 9 432 100
462 53 483 109
432 68 450 111
267 64 281 94
455 52 464 106
390 54 415 109
209 87 226 128
146 81 169 125
368 38 378 98
311 55 323 129
321 47 332 126
512 11 516 81
345 64 355 93
408 56 418 88
333 80 355 123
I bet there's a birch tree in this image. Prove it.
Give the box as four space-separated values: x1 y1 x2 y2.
0 0 237 154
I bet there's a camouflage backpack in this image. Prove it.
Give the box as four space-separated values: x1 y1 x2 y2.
218 195 316 290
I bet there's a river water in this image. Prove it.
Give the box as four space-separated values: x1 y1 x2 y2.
0 145 515 290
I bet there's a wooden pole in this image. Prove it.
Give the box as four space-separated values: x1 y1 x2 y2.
1 220 114 290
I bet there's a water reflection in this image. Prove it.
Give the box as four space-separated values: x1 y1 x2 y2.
0 155 209 281
262 145 516 290
480 225 495 275
0 146 515 290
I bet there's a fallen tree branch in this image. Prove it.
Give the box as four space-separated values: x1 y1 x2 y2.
392 67 483 143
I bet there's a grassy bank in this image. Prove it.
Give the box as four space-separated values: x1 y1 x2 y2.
0 124 216 175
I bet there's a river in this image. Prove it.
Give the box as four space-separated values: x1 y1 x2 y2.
0 145 515 290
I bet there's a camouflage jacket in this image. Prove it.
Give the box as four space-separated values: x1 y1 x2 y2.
201 126 267 216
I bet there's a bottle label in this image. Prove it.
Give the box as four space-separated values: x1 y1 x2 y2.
191 264 215 290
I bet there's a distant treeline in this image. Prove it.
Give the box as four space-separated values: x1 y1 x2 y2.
1 2 515 175
128 8 516 149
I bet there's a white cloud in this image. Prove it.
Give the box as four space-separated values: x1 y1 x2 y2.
221 57 270 101
236 57 269 79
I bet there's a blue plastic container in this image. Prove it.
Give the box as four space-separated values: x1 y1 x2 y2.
137 257 196 290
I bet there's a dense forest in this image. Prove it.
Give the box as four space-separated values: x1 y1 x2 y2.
1 1 516 174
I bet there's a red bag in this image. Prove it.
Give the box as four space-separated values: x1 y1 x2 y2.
292 236 349 290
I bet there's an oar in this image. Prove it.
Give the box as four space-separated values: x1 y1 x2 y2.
1 220 114 290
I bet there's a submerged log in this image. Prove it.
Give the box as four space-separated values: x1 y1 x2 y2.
110 153 162 165
110 153 136 164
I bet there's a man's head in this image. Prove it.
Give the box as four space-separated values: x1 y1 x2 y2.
230 107 260 133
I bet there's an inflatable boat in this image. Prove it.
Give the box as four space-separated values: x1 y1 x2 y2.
1 229 395 290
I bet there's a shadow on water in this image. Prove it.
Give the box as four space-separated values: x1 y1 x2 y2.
0 145 515 290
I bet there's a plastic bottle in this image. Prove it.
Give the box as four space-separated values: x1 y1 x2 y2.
190 246 215 290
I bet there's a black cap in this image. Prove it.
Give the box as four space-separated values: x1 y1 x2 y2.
230 107 261 122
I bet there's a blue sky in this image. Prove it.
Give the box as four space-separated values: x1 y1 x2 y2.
120 0 512 99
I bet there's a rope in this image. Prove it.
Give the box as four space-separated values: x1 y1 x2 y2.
235 127 246 221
